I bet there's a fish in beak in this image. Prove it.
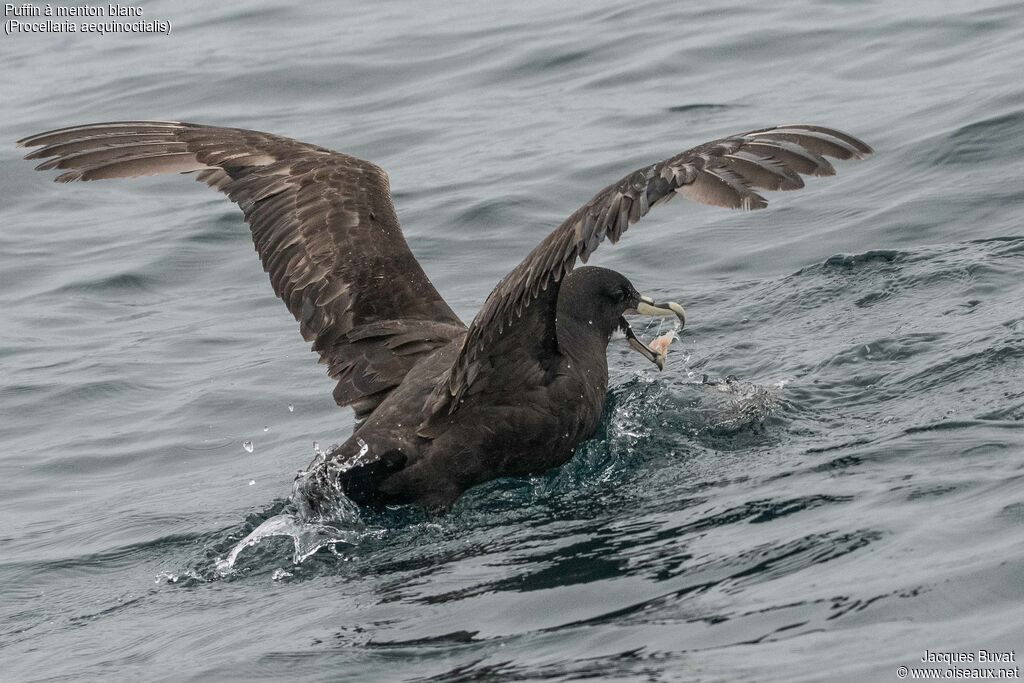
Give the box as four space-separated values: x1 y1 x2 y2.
621 295 686 370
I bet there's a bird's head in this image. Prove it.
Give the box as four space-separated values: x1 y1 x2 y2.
557 266 685 369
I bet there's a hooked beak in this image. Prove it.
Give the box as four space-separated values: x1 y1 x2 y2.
621 294 686 371
632 295 686 326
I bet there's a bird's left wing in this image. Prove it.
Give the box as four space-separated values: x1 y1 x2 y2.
19 121 465 421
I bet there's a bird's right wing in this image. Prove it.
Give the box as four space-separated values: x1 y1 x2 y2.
19 121 465 421
427 124 872 418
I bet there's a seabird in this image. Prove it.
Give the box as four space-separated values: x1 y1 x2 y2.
18 121 871 513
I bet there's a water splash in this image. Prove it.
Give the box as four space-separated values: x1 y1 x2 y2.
155 570 201 585
290 448 364 522
214 512 364 574
242 440 254 453
215 446 380 575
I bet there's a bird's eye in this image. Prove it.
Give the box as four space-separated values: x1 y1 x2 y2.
609 288 627 303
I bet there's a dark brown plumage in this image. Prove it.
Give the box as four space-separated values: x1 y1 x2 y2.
18 121 871 513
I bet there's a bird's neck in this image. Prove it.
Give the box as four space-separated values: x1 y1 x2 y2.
555 313 611 369
553 314 610 445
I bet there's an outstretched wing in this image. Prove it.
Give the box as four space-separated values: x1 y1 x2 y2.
430 124 872 415
19 121 465 422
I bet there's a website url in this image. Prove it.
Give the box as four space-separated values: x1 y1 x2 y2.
897 666 1021 679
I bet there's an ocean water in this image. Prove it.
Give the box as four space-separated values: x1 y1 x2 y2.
2 0 1023 680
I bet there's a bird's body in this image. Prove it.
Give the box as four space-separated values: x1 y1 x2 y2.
18 120 871 513
303 266 624 512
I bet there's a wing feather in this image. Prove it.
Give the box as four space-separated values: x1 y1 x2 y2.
20 120 465 421
427 124 871 417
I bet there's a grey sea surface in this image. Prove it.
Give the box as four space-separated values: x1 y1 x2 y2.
2 0 1023 680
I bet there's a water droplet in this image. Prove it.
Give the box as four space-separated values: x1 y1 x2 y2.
312 441 320 455
248 480 256 486
242 440 254 453
288 404 294 412
357 438 369 459
263 425 269 432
